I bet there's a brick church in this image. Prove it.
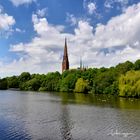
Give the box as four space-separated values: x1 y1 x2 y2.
62 38 69 72
62 38 86 72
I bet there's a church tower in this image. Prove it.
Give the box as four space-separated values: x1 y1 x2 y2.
62 38 69 72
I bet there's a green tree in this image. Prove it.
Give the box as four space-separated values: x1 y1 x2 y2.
0 78 8 90
60 73 78 92
74 78 89 93
40 72 61 91
116 61 134 74
119 70 140 97
93 68 118 94
20 78 41 91
81 68 97 88
19 72 31 90
60 69 83 92
134 59 140 70
19 72 31 82
7 76 19 88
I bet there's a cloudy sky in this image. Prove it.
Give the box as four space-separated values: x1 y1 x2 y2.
0 0 140 77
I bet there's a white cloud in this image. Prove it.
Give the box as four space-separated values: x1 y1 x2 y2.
94 3 140 48
66 13 77 26
1 2 140 76
36 8 47 17
83 0 101 18
15 28 25 33
104 1 113 9
15 28 21 32
9 0 36 7
66 13 91 26
0 10 15 30
0 7 15 38
83 0 97 15
87 2 96 15
104 0 129 11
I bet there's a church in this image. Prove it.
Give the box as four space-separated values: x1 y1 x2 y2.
62 38 87 72
62 38 69 72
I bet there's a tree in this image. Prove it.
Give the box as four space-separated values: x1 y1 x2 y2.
40 72 61 91
134 59 140 70
81 68 97 88
60 73 78 92
0 78 8 90
116 61 134 74
7 76 19 88
92 68 118 94
119 70 140 97
74 78 89 93
20 78 41 91
19 72 31 82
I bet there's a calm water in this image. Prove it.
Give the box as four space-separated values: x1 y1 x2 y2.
0 90 140 140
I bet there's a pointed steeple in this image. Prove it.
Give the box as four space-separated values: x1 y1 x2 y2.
64 38 68 57
65 38 67 46
80 56 82 69
62 38 69 72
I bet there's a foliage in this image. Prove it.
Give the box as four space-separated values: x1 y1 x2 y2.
119 70 140 97
92 68 118 94
134 59 140 70
19 72 31 82
0 78 8 90
40 72 61 91
116 61 134 74
74 78 89 93
60 72 79 92
0 59 140 98
20 78 41 91
39 87 48 91
7 76 19 88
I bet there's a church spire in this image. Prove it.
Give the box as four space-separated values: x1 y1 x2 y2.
62 38 69 72
80 56 82 69
64 38 68 57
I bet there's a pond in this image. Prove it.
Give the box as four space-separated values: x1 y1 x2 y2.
0 90 140 140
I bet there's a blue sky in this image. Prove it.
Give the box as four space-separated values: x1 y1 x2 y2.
0 0 140 76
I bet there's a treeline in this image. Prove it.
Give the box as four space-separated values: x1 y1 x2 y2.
1 59 140 98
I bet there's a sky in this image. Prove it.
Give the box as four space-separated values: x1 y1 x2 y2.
0 0 140 77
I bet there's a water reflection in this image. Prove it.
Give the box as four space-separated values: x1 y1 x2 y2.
54 92 140 109
118 97 140 109
0 90 140 140
60 105 73 140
